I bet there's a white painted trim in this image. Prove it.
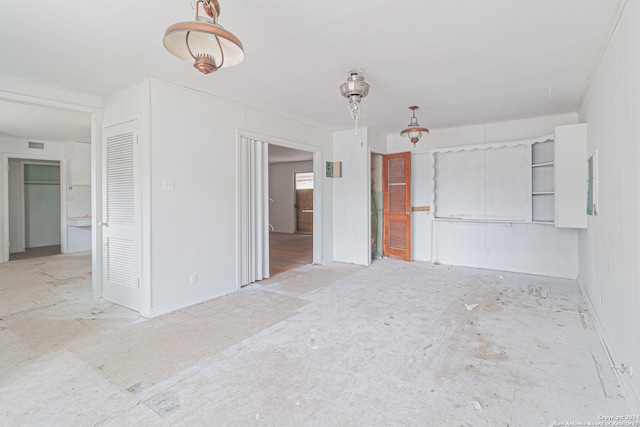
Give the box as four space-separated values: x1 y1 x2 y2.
578 0 631 113
91 112 102 299
435 259 578 281
366 147 372 265
0 92 99 114
0 84 101 297
149 78 329 134
140 79 152 318
429 134 553 155
2 153 68 262
148 288 237 318
576 275 639 414
102 114 140 130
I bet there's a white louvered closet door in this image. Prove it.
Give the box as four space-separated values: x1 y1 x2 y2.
101 120 141 311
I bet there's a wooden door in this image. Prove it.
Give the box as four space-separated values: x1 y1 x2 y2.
101 120 141 311
296 189 313 233
383 152 411 261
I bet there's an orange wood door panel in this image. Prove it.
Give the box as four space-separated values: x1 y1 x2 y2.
382 152 411 261
296 189 313 233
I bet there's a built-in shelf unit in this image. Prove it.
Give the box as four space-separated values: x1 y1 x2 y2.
532 139 555 223
530 123 588 228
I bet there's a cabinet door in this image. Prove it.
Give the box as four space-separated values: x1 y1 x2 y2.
555 123 587 228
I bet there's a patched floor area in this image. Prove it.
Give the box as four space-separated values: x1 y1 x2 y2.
0 255 630 426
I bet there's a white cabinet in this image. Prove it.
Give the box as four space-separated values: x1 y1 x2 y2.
554 123 587 228
531 124 587 228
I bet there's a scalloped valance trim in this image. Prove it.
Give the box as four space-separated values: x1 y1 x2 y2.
429 133 553 155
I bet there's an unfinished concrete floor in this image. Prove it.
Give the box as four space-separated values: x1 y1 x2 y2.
0 254 631 426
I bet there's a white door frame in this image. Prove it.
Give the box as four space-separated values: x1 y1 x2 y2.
236 130 324 287
2 154 67 260
0 91 100 295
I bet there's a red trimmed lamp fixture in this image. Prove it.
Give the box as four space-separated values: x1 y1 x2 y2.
163 0 244 74
400 106 429 146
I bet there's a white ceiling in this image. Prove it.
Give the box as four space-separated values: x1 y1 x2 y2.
0 0 623 145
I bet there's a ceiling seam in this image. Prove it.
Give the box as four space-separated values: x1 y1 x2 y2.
577 0 629 114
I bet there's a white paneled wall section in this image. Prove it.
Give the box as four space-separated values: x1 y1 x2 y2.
578 0 640 413
137 79 332 316
387 113 581 277
332 128 371 266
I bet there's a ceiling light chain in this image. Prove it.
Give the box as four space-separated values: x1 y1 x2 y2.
347 102 361 136
339 70 370 136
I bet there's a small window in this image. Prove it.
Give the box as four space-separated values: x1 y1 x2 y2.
295 172 313 190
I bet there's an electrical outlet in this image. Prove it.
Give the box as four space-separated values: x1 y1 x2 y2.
162 178 175 191
189 273 198 285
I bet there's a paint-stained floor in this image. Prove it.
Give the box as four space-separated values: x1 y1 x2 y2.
0 254 631 426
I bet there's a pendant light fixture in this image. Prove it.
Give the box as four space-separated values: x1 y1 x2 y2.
163 0 244 74
339 70 370 136
400 106 429 146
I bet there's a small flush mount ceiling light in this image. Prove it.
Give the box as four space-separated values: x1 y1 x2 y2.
163 0 244 74
339 70 370 136
400 106 429 146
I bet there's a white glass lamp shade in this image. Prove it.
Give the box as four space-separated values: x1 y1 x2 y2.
400 106 429 146
163 20 244 73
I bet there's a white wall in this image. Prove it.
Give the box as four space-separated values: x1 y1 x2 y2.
387 113 581 278
269 160 312 233
8 158 22 252
578 0 640 413
333 128 370 266
146 79 332 316
411 151 433 261
64 142 91 253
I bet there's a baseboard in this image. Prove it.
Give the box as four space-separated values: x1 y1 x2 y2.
576 275 640 415
147 286 237 318
27 241 61 248
434 259 578 280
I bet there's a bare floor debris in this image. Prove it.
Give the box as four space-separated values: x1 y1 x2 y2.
0 255 630 426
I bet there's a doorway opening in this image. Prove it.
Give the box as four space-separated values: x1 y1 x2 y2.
267 146 314 276
294 171 313 234
371 153 383 261
8 160 62 260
